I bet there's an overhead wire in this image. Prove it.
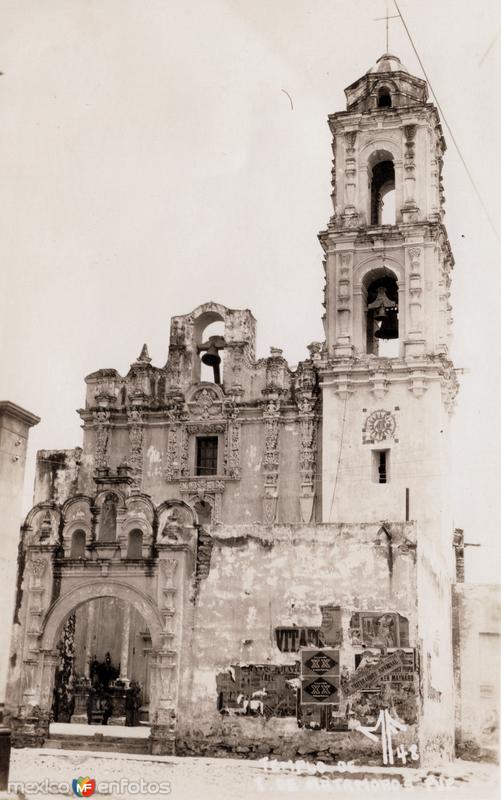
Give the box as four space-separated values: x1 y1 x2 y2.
393 0 500 244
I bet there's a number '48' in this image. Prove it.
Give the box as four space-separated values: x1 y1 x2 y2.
395 744 419 764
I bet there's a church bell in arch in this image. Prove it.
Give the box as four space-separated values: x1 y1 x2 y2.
368 286 399 340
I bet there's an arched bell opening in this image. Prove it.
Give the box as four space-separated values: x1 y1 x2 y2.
192 311 226 385
50 597 152 730
364 269 400 357
368 152 396 226
377 86 392 108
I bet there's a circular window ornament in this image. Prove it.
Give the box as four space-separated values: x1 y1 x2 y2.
364 410 396 443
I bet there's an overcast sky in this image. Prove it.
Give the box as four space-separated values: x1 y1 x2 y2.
1 0 499 582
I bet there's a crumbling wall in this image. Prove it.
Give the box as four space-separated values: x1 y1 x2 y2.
34 449 82 505
178 522 421 764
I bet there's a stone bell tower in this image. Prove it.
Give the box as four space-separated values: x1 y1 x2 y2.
318 54 460 759
318 52 458 533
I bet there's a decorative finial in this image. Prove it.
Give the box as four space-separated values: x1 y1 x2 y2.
137 344 151 364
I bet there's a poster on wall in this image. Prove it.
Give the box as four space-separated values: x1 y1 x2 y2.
300 648 340 706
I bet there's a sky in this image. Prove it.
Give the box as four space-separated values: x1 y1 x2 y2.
0 0 500 582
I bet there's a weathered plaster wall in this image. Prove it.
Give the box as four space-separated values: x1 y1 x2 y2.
453 584 501 761
416 540 455 764
34 449 82 506
0 403 39 706
178 522 420 762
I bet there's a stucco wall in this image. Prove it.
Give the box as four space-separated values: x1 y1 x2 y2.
453 583 501 760
178 521 421 761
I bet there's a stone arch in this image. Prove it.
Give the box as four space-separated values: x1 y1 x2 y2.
157 499 197 528
353 256 404 289
94 489 126 510
40 580 164 651
61 495 93 521
352 258 405 357
361 141 402 163
23 503 61 547
190 496 214 526
373 80 398 108
70 529 86 558
24 501 59 530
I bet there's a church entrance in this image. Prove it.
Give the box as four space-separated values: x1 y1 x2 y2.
51 597 152 729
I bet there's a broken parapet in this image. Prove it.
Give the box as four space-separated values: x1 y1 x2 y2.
34 448 82 506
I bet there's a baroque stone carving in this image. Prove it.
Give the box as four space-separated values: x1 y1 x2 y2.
297 392 317 524
363 410 397 444
29 559 47 580
262 398 280 524
93 409 111 469
179 479 225 494
127 408 144 485
190 388 221 419
159 559 178 585
165 426 179 482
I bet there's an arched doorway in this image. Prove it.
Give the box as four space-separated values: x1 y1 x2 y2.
26 580 169 749
51 597 152 728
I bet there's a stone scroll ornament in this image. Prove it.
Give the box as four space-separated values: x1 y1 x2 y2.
262 398 280 524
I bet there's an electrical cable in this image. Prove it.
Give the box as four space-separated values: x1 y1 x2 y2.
393 0 501 243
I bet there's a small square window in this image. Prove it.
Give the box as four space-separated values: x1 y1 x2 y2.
196 436 218 476
372 449 390 484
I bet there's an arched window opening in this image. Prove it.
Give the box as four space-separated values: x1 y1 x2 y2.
377 87 392 108
366 274 399 357
197 319 225 385
194 498 212 527
99 495 117 543
370 160 395 225
70 529 86 558
127 529 143 559
381 188 396 225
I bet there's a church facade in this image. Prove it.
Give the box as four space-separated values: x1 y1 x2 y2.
7 54 465 765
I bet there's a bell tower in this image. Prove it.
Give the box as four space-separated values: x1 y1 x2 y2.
318 53 458 544
318 54 460 760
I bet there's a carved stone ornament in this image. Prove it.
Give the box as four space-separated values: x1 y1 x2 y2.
29 559 47 580
190 387 221 420
93 409 111 469
165 426 179 482
127 408 144 484
179 479 225 494
159 559 178 585
363 409 397 444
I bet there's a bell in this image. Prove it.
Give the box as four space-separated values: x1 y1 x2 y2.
201 341 222 384
368 286 397 321
375 309 399 339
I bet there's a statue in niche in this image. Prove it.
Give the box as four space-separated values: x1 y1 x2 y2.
99 496 117 542
160 507 185 541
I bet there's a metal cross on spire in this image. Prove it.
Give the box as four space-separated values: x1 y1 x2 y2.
374 4 400 53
